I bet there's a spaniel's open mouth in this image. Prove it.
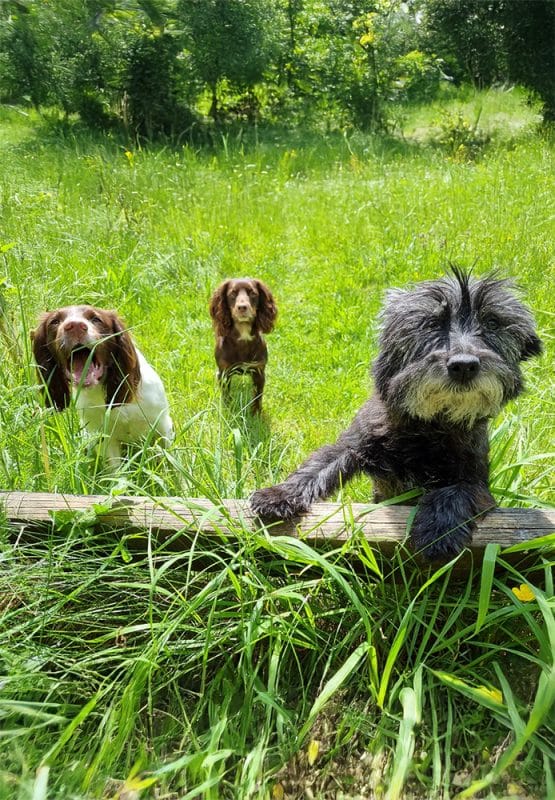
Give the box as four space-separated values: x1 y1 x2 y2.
65 347 105 387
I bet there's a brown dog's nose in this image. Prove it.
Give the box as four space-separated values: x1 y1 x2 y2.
63 320 88 334
447 354 480 383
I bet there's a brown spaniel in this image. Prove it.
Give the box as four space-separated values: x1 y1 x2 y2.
32 305 173 466
209 278 277 413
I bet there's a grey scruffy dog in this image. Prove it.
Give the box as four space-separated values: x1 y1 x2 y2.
250 268 542 561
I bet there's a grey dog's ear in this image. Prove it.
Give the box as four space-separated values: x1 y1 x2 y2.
521 332 543 361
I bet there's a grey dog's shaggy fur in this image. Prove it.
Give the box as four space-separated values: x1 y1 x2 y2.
250 268 542 560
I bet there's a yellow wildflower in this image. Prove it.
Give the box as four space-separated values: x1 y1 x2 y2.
511 584 535 602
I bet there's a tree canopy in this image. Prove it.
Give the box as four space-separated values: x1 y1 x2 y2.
1 0 553 137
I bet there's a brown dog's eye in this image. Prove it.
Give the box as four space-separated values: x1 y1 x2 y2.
49 318 60 327
90 316 103 325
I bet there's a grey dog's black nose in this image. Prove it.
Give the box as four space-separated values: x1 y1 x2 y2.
447 354 480 383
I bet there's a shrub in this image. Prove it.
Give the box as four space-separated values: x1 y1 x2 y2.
437 107 490 160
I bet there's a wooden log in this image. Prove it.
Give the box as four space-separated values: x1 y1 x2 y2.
1 492 554 568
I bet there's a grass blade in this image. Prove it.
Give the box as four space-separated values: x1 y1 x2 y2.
297 642 369 744
474 542 499 634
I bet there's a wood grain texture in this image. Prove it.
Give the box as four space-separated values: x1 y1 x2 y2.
1 492 554 563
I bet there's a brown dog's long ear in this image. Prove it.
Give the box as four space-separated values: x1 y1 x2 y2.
31 314 71 410
209 281 234 337
105 312 141 406
254 280 277 334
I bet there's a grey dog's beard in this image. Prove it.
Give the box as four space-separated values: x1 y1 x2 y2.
400 374 505 426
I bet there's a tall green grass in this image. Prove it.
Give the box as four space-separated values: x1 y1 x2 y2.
0 89 553 798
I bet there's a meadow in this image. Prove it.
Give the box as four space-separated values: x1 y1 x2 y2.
0 87 553 799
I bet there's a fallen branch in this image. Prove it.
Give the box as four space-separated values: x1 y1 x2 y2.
1 492 554 567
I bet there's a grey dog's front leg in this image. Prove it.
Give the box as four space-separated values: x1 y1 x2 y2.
409 483 495 560
250 442 360 520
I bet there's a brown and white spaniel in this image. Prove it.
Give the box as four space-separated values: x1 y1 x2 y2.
209 278 277 413
32 305 173 466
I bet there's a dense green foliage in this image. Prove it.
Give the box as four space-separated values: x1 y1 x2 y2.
424 0 555 120
0 90 554 798
1 0 554 137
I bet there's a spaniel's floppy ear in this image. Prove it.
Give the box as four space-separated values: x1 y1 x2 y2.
254 280 277 334
31 314 71 410
105 312 141 406
209 281 234 337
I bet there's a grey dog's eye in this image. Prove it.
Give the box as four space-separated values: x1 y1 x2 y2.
484 317 500 332
427 310 448 328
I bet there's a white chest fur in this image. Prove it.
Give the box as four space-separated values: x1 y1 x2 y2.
73 348 173 464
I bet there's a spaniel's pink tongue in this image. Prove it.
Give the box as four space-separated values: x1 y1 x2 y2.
70 351 104 387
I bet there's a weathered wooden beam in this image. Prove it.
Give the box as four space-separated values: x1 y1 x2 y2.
1 492 554 566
